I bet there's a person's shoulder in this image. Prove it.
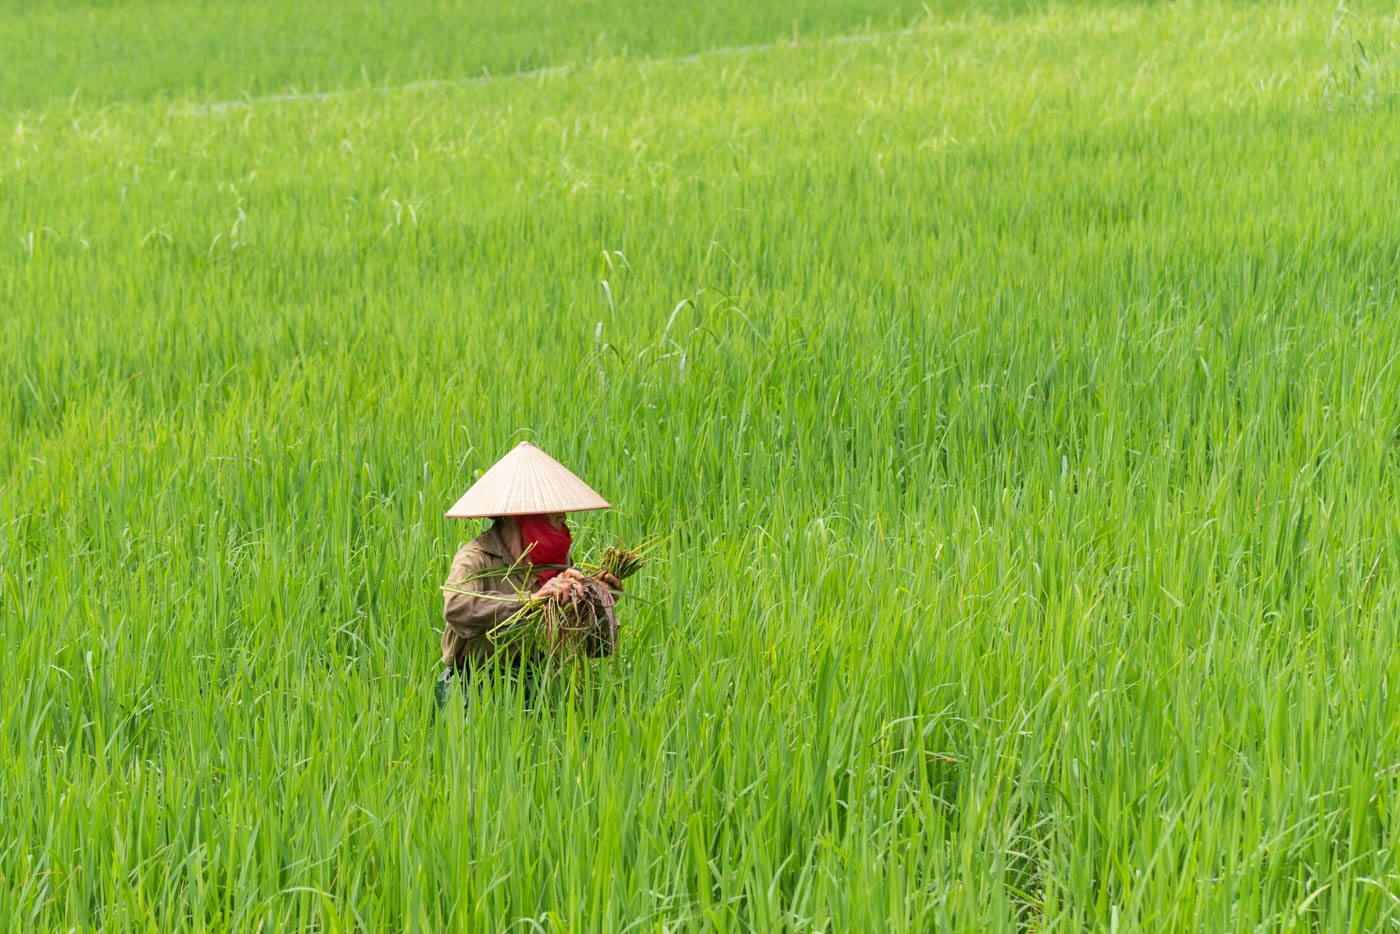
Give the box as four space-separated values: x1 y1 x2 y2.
455 524 504 561
445 541 491 588
450 536 487 565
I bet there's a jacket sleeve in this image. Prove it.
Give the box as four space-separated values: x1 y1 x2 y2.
442 548 527 641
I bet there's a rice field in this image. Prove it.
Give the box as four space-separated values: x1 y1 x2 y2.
3 0 1400 929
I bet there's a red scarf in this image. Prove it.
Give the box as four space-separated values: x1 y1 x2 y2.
516 515 572 583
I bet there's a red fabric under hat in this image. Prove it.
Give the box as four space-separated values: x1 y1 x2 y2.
517 515 572 584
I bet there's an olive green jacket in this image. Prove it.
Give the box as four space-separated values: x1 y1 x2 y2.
440 520 532 667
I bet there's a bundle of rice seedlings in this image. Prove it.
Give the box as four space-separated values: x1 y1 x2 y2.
531 577 618 660
589 544 645 585
493 541 647 665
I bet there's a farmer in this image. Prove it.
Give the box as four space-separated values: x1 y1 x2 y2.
435 441 620 707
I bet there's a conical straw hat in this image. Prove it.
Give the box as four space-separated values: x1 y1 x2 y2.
445 441 611 518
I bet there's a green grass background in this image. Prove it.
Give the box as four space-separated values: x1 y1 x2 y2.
4 0 937 111
3 0 1400 930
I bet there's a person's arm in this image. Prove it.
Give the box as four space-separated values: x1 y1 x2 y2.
442 550 527 641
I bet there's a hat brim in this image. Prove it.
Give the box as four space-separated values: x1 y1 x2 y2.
445 441 612 518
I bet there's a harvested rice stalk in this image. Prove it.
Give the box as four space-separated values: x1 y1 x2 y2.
496 577 618 663
588 543 646 585
476 541 647 666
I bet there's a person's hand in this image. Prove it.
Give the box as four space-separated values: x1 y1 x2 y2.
597 571 623 591
534 568 586 602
